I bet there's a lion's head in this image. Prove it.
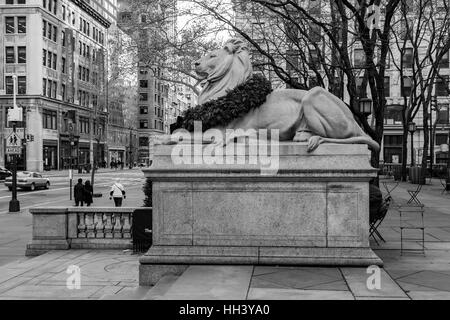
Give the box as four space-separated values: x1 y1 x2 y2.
194 38 253 105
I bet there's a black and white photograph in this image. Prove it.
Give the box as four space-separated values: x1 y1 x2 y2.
0 0 450 308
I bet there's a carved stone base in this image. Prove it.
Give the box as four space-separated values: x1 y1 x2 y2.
139 142 382 285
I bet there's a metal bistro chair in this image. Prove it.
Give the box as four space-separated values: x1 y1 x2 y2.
399 204 425 255
407 183 423 205
439 172 450 195
369 196 392 245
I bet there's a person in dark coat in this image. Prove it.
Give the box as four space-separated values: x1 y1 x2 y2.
74 178 84 206
83 180 93 207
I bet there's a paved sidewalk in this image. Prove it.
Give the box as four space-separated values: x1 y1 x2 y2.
0 178 449 299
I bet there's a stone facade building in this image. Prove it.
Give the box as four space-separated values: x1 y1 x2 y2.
0 0 117 171
0 0 138 171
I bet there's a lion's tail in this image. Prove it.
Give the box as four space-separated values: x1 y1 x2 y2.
320 135 380 152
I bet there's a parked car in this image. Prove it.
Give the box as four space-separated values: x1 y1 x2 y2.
4 171 50 191
0 167 12 180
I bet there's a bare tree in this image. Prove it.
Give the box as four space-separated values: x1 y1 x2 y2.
390 0 450 180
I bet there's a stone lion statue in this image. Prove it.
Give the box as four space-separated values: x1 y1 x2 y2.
167 38 380 152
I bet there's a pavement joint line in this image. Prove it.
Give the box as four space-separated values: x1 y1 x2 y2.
338 267 355 300
396 280 447 292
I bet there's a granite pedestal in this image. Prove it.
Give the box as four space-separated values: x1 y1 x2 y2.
139 142 382 285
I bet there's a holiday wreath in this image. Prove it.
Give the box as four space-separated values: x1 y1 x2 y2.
175 74 272 132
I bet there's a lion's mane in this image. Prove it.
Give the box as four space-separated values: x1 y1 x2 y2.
198 38 253 105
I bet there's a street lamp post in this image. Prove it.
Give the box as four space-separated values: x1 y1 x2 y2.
359 97 373 118
8 75 22 213
408 121 417 166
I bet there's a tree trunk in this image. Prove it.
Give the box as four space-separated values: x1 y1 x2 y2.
422 104 429 182
401 122 409 181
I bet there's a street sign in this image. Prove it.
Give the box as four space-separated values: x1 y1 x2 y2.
6 131 22 147
6 146 22 155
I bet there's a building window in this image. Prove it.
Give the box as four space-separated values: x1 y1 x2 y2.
52 25 57 42
437 104 449 124
402 48 413 68
61 57 66 73
383 134 403 163
436 76 449 96
52 0 57 15
140 80 148 88
79 117 90 133
436 133 449 146
72 11 75 25
139 93 148 101
43 78 46 95
52 53 57 69
62 5 66 20
43 109 57 130
42 19 46 36
43 49 46 66
5 17 15 33
384 105 403 125
47 50 52 68
61 83 66 100
402 76 412 97
140 120 148 129
18 46 26 63
5 76 13 94
17 17 26 33
61 30 66 46
17 76 26 94
47 79 52 97
384 76 390 97
140 106 148 114
5 47 15 64
6 0 14 4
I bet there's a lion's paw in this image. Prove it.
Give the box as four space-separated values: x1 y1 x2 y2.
307 136 323 152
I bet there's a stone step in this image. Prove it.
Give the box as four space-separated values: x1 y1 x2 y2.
143 275 180 300
100 286 152 300
155 265 254 300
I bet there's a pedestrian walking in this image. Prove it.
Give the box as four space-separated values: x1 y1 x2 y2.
84 180 93 207
74 178 84 207
110 178 126 207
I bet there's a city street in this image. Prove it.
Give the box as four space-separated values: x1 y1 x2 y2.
0 168 147 214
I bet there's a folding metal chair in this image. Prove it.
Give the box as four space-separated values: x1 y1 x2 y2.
407 183 423 205
369 196 391 245
440 172 450 195
399 204 425 255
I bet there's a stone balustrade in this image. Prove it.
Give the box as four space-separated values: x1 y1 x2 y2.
26 207 147 256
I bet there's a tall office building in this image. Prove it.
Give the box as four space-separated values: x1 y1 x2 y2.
0 0 117 171
118 0 196 165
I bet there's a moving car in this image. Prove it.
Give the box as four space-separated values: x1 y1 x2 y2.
0 167 12 180
4 171 50 191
